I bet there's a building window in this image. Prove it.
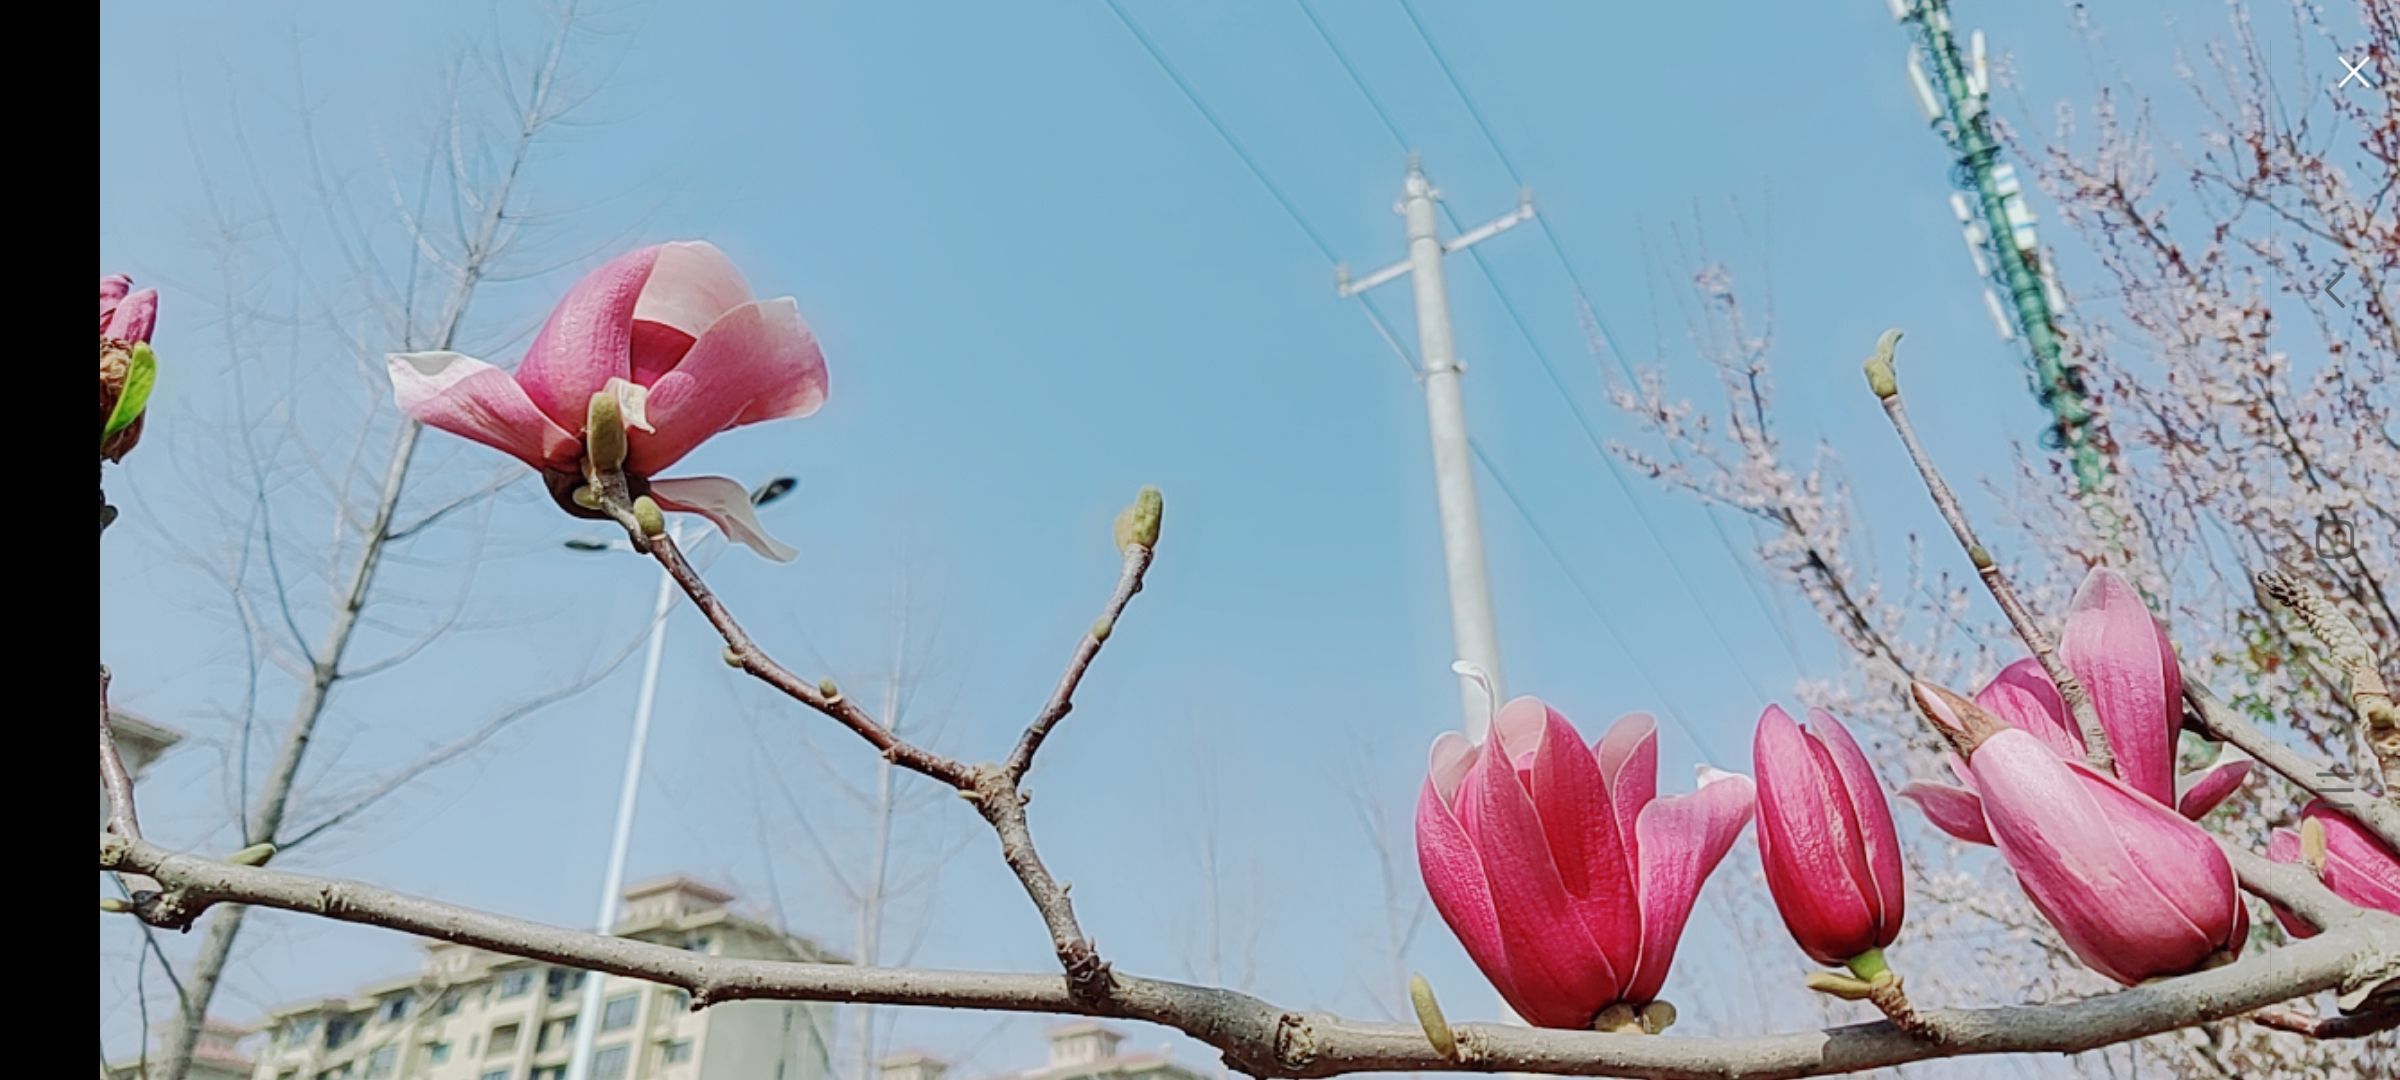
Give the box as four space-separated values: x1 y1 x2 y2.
479 1070 512 1080
283 1017 319 1048
684 933 713 953
661 1039 694 1064
601 993 639 1032
437 990 465 1016
663 988 692 1013
425 1041 453 1064
366 1046 399 1078
496 970 536 999
536 1016 577 1052
326 1016 361 1050
531 1069 565 1080
592 1045 631 1080
380 992 414 1023
545 968 587 1000
487 1022 521 1056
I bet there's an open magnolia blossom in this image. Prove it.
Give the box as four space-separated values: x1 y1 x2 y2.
1916 685 2248 985
386 242 828 560
1415 696 1755 1029
1898 566 2251 845
2267 799 2400 937
1751 705 1905 969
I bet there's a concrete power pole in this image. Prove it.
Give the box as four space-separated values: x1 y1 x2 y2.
1340 157 1535 742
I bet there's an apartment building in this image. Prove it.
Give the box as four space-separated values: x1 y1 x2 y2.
882 1022 1209 1080
246 877 838 1080
107 1018 255 1080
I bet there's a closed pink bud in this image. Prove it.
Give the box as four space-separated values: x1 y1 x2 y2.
1968 728 2247 985
100 274 158 344
2265 800 2400 937
384 242 826 560
1417 699 1754 1028
1751 706 1905 967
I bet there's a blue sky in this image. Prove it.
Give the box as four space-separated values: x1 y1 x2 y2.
99 0 2343 1073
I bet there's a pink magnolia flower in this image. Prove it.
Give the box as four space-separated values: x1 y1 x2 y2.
1416 698 1755 1028
2265 800 2400 937
1899 567 2249 844
101 274 161 462
101 273 158 343
1919 686 2247 985
1751 705 1905 968
386 242 827 560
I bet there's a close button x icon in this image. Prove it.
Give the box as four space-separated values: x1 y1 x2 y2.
2336 52 2375 90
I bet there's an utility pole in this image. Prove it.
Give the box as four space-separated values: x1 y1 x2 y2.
1887 0 2115 507
1339 157 1535 742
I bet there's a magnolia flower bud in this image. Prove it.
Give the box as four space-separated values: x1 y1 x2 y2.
1113 486 1163 553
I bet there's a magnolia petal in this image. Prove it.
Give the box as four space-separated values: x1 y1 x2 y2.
1810 708 1906 950
1509 699 1639 982
1974 658 2084 761
100 274 132 333
630 241 754 384
1594 712 1660 865
388 351 579 470
1897 781 1994 846
1416 766 1524 1013
2175 755 2251 821
629 298 830 476
105 287 159 345
1626 767 1755 1003
1754 706 1880 965
1427 731 1478 807
1969 730 2230 985
2058 567 2181 806
517 246 659 431
2303 801 2400 915
602 377 656 434
648 476 799 562
1462 731 1625 1026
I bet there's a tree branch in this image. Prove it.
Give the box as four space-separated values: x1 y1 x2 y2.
98 836 2400 1080
1865 332 2116 774
1005 542 1154 782
2185 683 2400 852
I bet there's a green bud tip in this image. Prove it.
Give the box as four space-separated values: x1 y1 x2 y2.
2300 817 2329 873
1090 617 1113 643
818 677 842 701
1968 545 1994 570
1591 1003 1644 1034
722 647 745 668
228 842 278 867
571 485 603 511
1407 974 1457 1059
633 496 667 538
100 897 133 914
1113 486 1164 553
1638 1001 1677 1034
1806 972 1875 1001
586 391 628 472
1863 329 1903 399
1845 947 1891 983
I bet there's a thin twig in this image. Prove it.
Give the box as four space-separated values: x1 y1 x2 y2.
645 532 974 789
98 834 2400 1080
1865 332 2116 774
2185 683 2400 853
2249 1003 2400 1039
1005 543 1155 781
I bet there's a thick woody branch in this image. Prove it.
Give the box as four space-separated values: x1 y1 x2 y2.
99 836 2399 1080
1005 542 1154 782
1865 334 2115 774
100 666 141 841
2185 683 2400 852
2249 1003 2400 1039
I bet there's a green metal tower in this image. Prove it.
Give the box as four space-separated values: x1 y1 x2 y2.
1888 0 2112 499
